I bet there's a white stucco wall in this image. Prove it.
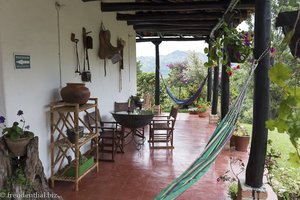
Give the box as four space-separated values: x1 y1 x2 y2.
0 0 136 177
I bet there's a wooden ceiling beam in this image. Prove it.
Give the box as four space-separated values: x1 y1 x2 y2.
136 37 207 42
101 2 255 12
101 2 226 12
133 24 212 30
145 30 211 35
116 12 223 21
128 20 217 26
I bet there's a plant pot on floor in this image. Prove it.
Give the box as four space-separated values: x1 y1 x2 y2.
198 111 207 118
234 135 250 152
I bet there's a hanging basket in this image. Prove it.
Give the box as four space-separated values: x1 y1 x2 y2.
276 10 300 58
226 46 249 63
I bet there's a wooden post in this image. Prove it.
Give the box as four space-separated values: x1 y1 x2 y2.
153 41 161 113
211 65 219 115
245 0 270 188
221 58 229 119
207 68 212 103
207 42 212 103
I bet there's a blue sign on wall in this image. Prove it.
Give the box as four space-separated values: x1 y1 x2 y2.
15 54 30 69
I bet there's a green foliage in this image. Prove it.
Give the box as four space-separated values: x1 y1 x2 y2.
228 182 238 199
137 51 207 111
269 62 293 87
234 122 250 136
204 23 253 68
266 139 300 199
0 110 34 141
0 166 33 196
196 98 209 112
266 60 300 167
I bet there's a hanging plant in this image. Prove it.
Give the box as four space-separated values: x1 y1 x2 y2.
204 23 254 68
275 10 300 58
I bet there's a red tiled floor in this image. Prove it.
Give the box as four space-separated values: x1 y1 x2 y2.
52 113 273 200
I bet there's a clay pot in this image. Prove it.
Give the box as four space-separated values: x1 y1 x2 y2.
4 135 31 157
198 111 207 118
235 135 250 152
60 83 90 104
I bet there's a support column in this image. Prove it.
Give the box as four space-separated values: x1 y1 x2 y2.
153 41 161 114
221 49 230 120
209 64 219 124
207 43 213 103
207 67 212 103
245 0 270 188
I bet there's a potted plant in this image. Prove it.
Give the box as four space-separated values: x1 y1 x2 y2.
188 107 198 115
218 157 245 200
0 110 34 157
197 98 209 117
232 123 250 152
275 10 300 58
204 24 253 69
228 182 238 200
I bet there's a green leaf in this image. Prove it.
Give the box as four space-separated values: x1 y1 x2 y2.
216 50 222 58
278 100 292 119
288 152 300 168
266 119 276 131
269 62 292 87
204 47 209 54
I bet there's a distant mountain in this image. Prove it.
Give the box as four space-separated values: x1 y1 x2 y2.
137 50 207 76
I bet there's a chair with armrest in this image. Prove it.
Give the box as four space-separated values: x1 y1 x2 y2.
84 109 123 162
114 101 145 138
148 106 179 149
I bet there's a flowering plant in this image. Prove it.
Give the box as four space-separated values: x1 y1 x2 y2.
166 61 189 87
196 98 210 113
223 25 253 63
204 24 253 68
0 110 34 140
233 122 250 137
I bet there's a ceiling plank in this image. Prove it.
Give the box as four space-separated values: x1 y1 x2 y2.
116 12 223 21
101 2 226 12
128 20 217 26
133 24 213 30
136 37 207 42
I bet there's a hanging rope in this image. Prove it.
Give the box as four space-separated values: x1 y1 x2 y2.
161 74 208 106
155 46 270 199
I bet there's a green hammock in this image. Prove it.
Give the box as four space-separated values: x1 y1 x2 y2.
154 60 258 200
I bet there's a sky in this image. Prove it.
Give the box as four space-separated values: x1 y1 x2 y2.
136 21 248 57
136 41 208 57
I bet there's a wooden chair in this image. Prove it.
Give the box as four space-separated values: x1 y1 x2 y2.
148 106 179 148
114 101 135 113
84 109 123 162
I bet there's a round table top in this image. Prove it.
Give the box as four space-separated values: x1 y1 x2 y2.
111 110 154 129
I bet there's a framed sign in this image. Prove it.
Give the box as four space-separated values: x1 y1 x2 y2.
14 53 31 69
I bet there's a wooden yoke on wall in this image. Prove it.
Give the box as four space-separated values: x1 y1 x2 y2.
99 23 125 77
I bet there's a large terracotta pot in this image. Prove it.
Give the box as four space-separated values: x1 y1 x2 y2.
198 111 208 118
235 135 250 152
4 135 31 157
60 83 90 104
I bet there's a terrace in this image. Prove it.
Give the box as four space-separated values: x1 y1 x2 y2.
1 0 298 199
53 113 255 199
